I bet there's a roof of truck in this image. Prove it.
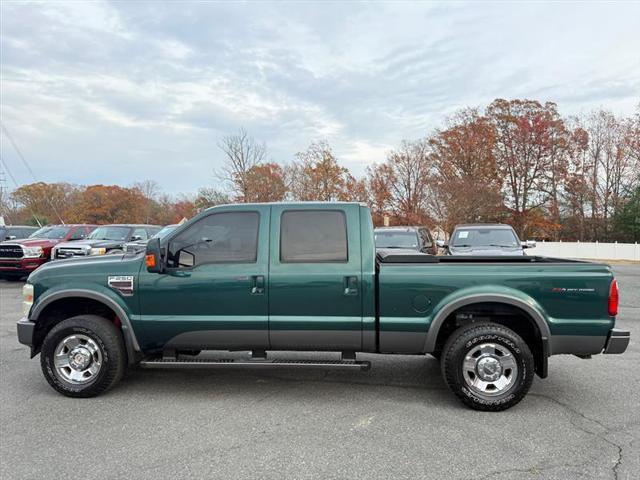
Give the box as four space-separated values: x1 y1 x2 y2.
453 223 513 229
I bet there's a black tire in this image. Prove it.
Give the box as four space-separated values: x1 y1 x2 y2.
40 315 126 397
441 322 534 411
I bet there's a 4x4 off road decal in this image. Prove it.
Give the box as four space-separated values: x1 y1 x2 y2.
108 276 134 296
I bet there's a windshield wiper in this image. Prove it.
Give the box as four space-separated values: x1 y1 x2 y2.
487 244 516 248
453 244 471 248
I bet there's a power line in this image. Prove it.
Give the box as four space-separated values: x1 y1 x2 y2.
0 122 65 224
0 154 43 227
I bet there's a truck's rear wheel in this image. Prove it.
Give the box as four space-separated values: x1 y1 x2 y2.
441 322 534 411
40 315 125 397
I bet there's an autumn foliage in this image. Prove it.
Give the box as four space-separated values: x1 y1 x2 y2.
2 99 638 242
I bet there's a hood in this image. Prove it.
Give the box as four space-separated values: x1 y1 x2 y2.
56 239 126 249
7 237 59 249
28 251 141 284
449 246 524 256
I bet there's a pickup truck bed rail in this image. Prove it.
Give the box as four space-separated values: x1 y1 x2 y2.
376 251 588 264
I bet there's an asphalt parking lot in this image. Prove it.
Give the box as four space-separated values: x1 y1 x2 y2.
0 266 638 480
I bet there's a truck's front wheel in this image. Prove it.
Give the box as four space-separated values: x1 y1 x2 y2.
40 315 126 397
441 323 534 411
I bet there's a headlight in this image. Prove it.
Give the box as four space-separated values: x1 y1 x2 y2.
89 247 107 256
23 246 44 258
22 283 34 316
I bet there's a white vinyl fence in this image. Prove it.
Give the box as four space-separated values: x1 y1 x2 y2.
528 241 640 261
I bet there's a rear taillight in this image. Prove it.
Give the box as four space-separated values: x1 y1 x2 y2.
608 279 619 316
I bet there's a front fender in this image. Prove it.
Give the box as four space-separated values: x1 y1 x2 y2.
30 284 141 356
423 285 551 352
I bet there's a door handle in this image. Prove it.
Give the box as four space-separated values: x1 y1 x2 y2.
251 275 265 294
343 276 358 296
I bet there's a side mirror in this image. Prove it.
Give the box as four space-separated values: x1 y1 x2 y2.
145 237 165 273
131 235 142 241
522 240 536 249
7 235 17 240
436 240 447 248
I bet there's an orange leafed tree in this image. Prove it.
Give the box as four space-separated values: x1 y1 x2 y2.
243 163 287 202
10 182 79 224
66 185 147 224
486 99 570 238
288 141 355 201
429 108 504 234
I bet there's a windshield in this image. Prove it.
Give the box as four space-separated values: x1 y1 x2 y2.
451 228 519 248
29 226 71 239
87 226 130 241
152 225 177 239
375 231 419 249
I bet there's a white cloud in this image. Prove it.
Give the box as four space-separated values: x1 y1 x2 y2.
0 1 638 192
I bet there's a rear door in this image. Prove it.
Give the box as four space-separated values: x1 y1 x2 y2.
268 205 363 351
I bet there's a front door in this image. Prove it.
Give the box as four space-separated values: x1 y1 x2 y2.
268 205 363 351
137 206 270 351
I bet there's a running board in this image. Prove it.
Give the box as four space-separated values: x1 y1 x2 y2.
140 358 371 371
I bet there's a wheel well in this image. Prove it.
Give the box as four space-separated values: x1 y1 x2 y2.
32 297 123 354
433 302 547 378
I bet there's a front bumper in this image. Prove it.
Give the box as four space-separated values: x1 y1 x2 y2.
603 328 630 354
17 317 35 347
0 258 47 275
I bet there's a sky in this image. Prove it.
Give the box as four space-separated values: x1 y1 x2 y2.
1 1 639 195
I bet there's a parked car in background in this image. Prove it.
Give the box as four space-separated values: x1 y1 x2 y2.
374 226 437 254
0 224 96 280
438 224 535 256
0 225 38 241
123 224 178 254
52 224 161 260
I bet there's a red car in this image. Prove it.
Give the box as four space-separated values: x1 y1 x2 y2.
0 224 96 280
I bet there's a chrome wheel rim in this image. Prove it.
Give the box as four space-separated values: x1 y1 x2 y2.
463 343 518 397
54 334 103 384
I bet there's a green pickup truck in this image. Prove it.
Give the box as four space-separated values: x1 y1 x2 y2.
16 202 630 410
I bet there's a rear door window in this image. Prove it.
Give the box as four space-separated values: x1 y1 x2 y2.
280 210 348 262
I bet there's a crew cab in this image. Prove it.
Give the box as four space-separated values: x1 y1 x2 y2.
0 224 95 280
16 203 629 411
52 224 161 259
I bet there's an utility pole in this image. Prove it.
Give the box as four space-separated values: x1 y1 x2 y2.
0 162 8 226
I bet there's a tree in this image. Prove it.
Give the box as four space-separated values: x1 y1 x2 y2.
288 141 353 201
66 185 147 224
217 127 267 201
194 188 230 211
612 182 640 242
383 139 435 226
10 182 79 224
429 108 503 234
486 99 569 238
561 125 591 240
132 180 161 224
366 162 396 226
243 163 287 202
